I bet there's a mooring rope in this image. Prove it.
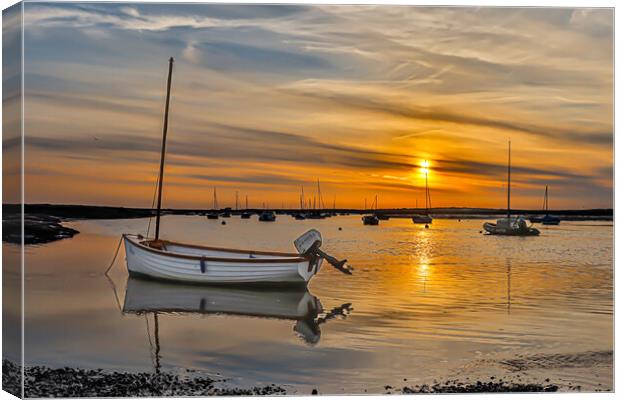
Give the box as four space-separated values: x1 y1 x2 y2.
104 235 123 276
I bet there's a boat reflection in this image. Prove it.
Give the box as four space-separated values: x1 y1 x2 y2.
122 277 352 346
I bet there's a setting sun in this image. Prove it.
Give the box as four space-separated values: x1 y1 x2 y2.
419 160 431 176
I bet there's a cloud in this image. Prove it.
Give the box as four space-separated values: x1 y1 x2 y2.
119 6 140 18
20 4 613 208
282 87 612 147
182 41 202 64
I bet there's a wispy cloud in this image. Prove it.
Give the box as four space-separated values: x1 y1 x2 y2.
21 4 613 208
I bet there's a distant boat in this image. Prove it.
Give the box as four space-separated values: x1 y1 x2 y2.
306 211 326 219
540 186 560 225
294 213 306 220
373 196 389 220
122 58 352 286
240 211 252 219
530 186 559 224
412 161 433 224
483 141 540 236
258 210 277 222
363 194 380 225
528 215 543 223
207 188 219 220
362 215 379 225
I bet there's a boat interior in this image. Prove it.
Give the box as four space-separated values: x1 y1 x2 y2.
142 238 302 260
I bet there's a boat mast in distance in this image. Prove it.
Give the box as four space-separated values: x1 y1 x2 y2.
154 57 174 241
507 140 511 218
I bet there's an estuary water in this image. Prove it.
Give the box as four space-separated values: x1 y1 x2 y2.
18 215 613 393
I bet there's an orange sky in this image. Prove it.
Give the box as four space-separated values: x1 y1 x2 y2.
11 5 613 209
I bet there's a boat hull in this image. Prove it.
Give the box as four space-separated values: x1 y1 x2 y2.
362 215 379 225
123 235 322 286
483 222 540 236
412 215 433 224
541 215 561 225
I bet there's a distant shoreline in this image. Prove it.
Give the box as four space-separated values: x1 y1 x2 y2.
1 203 612 245
3 203 614 220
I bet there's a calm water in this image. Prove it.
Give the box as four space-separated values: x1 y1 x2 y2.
19 215 613 393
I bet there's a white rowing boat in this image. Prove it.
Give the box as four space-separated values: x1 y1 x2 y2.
123 229 326 286
120 58 351 285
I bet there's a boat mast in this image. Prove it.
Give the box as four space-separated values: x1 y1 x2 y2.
245 195 248 209
507 140 511 218
300 186 305 210
544 185 548 212
424 161 430 214
317 179 323 210
154 57 174 241
235 191 239 211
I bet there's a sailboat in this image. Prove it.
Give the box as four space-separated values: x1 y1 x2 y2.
374 196 389 220
294 186 307 220
483 141 540 236
412 161 433 224
362 195 380 225
531 186 561 225
306 179 327 219
240 195 252 219
206 188 219 219
122 58 352 286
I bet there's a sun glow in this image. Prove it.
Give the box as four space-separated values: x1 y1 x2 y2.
419 160 430 176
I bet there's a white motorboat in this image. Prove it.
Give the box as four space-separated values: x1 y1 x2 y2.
483 141 540 236
121 57 351 286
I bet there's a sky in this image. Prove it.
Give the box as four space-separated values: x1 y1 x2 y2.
14 3 614 209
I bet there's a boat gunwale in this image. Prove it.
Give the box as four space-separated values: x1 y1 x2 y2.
123 234 311 263
121 308 316 320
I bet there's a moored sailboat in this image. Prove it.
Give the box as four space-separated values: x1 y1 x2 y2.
206 188 219 219
540 186 560 225
362 195 380 225
412 161 433 224
258 210 276 222
483 141 540 236
122 58 352 286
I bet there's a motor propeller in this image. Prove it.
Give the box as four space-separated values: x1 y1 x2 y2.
294 229 353 275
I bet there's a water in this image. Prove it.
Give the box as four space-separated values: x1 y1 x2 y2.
19 215 613 393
